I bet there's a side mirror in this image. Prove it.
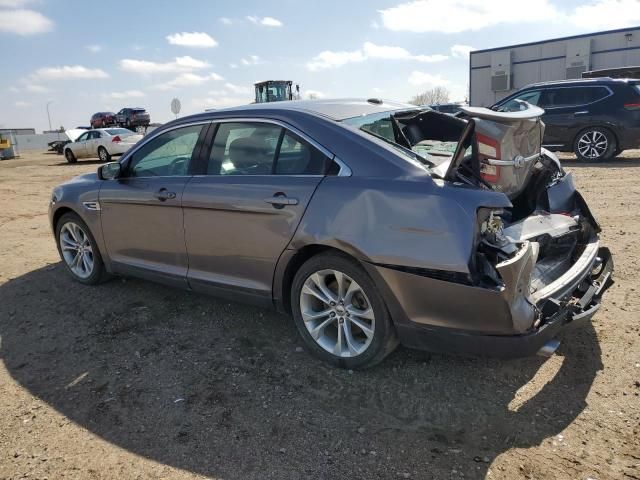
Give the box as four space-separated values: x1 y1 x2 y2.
98 162 121 180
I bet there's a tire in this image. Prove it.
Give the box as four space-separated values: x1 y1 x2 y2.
64 149 77 163
55 212 107 285
291 252 398 369
573 127 616 163
98 146 111 162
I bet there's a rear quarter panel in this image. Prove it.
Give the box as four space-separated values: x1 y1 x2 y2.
292 175 511 274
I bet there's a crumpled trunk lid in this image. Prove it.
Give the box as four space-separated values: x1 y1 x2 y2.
457 105 545 199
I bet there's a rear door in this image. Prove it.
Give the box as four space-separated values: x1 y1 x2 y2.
100 123 209 287
182 120 332 305
537 87 611 148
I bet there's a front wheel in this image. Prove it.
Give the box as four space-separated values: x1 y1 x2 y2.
573 127 616 162
291 252 398 369
55 212 106 285
64 149 77 163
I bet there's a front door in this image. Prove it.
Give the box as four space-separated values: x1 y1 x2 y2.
182 121 331 305
73 131 90 158
100 123 208 288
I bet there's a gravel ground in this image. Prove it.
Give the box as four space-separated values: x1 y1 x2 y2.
0 151 639 480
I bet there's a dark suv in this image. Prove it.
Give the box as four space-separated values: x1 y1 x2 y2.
90 112 116 129
493 78 640 162
116 107 151 129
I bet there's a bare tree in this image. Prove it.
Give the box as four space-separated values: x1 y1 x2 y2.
408 86 450 106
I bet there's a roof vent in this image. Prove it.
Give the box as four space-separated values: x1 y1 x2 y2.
367 98 383 105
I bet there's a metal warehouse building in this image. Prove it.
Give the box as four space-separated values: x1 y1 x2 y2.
470 26 640 107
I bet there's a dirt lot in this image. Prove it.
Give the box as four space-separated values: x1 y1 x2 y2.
0 150 639 480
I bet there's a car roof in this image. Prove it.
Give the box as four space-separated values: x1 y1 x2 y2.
207 98 417 121
525 77 636 88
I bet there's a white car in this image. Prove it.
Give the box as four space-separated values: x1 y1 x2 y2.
64 128 142 163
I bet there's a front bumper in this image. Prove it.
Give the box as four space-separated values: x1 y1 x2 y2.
389 247 613 358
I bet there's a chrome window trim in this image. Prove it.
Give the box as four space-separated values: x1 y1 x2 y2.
504 85 613 110
117 117 354 179
209 117 335 159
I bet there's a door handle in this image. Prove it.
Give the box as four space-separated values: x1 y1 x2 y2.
574 110 589 115
155 188 176 201
264 194 299 208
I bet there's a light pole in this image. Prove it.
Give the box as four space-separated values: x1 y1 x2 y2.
46 100 54 132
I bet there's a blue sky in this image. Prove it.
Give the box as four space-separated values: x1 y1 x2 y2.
2 0 640 132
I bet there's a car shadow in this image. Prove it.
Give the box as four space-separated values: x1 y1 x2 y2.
0 264 603 479
48 158 104 167
559 156 640 168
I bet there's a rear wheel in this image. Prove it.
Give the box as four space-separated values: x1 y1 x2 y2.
291 252 398 369
55 212 106 285
64 149 77 163
98 146 110 162
573 127 616 162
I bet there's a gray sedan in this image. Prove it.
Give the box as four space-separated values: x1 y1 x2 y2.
49 99 613 368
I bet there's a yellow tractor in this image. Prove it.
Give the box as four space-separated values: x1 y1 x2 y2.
254 80 300 103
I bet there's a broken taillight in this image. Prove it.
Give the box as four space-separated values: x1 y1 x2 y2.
477 133 501 183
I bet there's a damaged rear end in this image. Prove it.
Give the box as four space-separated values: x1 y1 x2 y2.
394 104 614 357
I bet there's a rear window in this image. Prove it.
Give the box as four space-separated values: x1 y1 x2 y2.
133 109 147 113
106 128 132 135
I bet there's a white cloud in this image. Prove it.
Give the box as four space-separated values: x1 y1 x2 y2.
229 63 238 69
25 83 49 93
0 8 53 35
370 20 380 29
240 55 263 66
153 72 223 90
379 0 558 33
408 71 450 87
246 15 283 27
166 31 218 48
567 0 640 29
103 90 146 100
307 49 366 71
307 42 447 71
363 42 448 62
14 100 31 107
86 44 102 53
450 44 475 59
219 17 232 25
120 56 210 75
0 0 36 6
29 65 109 81
224 82 251 94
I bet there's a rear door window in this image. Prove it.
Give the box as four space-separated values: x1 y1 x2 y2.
541 87 609 108
206 122 330 176
275 131 329 175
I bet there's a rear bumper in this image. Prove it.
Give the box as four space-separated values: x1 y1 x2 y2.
390 247 613 358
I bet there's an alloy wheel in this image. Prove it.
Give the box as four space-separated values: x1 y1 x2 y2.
59 222 94 279
577 130 608 160
300 269 375 357
98 148 108 162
